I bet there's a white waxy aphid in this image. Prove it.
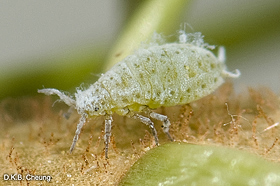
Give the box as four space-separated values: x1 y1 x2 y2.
38 30 240 158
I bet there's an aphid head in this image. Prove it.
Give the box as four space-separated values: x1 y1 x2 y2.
75 88 107 117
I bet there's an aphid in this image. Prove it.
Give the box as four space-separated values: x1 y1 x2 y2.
38 30 240 158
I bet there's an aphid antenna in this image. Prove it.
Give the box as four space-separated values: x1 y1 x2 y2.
38 88 76 107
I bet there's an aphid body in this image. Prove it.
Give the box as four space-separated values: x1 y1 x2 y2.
38 31 240 158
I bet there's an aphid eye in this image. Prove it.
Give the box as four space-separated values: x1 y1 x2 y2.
95 107 99 111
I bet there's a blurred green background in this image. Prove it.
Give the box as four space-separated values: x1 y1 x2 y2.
0 0 280 99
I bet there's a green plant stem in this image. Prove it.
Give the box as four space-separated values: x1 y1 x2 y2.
105 0 190 71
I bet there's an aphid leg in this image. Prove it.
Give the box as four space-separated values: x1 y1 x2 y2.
70 113 88 153
104 114 113 159
63 106 75 119
38 88 76 106
149 112 173 141
129 113 159 146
